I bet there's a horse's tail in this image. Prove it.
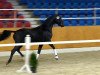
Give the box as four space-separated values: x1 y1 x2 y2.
0 30 15 41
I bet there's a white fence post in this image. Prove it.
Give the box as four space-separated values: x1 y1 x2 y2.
17 35 32 73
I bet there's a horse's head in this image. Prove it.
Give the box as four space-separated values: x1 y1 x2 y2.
54 15 64 27
41 15 64 29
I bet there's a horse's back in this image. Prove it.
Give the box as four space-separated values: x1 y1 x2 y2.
13 26 52 43
13 28 43 42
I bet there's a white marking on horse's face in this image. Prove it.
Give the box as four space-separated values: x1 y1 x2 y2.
56 16 60 19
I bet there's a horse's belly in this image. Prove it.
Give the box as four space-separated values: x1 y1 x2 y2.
30 35 44 42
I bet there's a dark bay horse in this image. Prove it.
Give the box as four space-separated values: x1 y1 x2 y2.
0 15 64 65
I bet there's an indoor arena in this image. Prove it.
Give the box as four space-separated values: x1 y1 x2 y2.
0 0 100 75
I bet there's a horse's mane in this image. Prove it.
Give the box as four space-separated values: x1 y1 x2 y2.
33 15 57 30
42 15 57 26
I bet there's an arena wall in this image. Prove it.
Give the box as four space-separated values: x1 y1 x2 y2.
0 26 100 51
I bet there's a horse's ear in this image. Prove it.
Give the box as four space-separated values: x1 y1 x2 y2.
56 16 60 19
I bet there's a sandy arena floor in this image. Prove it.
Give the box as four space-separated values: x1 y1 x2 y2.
1 51 100 75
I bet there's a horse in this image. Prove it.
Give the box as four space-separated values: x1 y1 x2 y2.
0 14 64 65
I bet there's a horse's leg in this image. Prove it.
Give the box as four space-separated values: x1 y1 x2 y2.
6 46 22 65
37 45 43 59
49 44 59 60
17 49 24 57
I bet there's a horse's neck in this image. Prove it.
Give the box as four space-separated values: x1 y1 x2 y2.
41 15 56 32
42 22 54 32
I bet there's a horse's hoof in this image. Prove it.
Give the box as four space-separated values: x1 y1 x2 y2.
6 60 11 66
6 62 9 66
55 56 59 60
22 55 24 57
55 58 59 60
